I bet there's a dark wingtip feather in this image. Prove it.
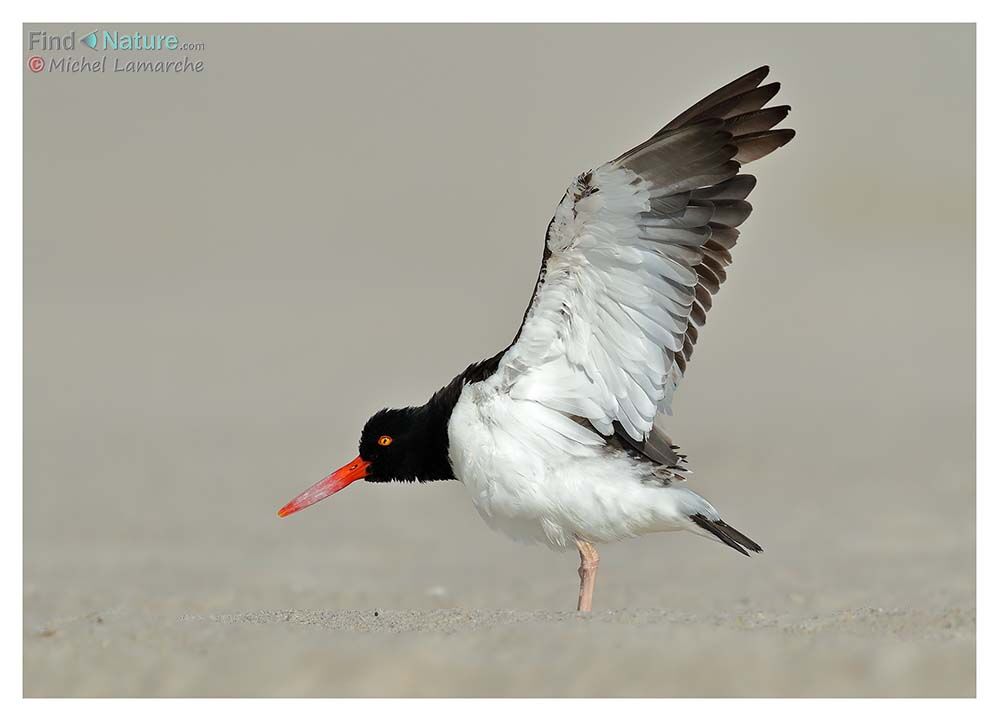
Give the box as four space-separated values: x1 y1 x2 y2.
692 174 757 201
659 66 772 134
735 65 771 85
723 105 791 135
733 128 796 163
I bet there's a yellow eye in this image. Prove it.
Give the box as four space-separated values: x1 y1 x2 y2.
377 435 393 447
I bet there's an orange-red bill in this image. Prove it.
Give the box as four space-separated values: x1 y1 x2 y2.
277 456 370 518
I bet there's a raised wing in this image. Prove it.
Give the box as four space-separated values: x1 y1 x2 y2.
494 66 794 449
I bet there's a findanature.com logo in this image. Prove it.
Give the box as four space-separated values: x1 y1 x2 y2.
26 29 207 74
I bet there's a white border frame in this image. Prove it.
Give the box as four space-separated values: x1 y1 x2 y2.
7 1 990 716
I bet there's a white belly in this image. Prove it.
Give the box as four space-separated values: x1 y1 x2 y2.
447 380 714 551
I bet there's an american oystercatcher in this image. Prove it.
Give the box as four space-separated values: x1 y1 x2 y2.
279 67 794 611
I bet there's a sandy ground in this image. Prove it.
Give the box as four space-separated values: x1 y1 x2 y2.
23 432 975 697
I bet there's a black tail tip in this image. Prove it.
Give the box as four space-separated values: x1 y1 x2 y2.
690 514 763 556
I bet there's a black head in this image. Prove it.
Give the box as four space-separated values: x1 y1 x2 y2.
277 401 455 518
277 358 497 519
358 406 453 483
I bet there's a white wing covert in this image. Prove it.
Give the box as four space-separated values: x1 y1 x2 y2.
494 66 794 451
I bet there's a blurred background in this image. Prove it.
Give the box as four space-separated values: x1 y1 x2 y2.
24 24 974 696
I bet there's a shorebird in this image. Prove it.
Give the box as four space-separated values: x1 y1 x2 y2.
279 66 794 611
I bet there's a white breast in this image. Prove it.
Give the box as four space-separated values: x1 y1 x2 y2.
447 378 718 551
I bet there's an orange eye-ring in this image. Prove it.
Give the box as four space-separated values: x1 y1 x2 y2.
377 435 393 447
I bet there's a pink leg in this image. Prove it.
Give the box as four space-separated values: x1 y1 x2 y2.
575 537 600 612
